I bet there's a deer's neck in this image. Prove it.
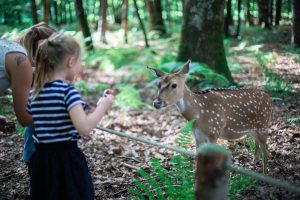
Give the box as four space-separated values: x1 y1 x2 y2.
175 85 199 121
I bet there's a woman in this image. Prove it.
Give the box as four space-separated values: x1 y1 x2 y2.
0 22 55 162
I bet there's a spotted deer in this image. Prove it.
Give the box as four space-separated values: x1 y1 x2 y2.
148 60 272 173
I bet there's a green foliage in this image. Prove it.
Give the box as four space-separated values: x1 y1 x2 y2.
229 174 258 200
114 84 152 111
74 81 109 98
287 116 300 126
175 119 194 149
129 121 195 199
256 53 293 99
149 61 230 90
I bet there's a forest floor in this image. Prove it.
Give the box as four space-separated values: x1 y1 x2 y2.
1 27 300 200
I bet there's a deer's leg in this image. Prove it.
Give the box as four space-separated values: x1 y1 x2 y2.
257 129 269 173
251 129 268 173
253 138 259 163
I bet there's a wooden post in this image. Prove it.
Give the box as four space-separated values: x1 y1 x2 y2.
195 143 231 200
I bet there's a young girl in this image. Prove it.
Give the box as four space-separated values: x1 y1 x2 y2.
27 33 114 199
0 22 56 162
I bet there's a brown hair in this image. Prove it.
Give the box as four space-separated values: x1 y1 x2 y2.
33 33 80 98
19 22 56 63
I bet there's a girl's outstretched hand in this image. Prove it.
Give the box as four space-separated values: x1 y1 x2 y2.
97 89 115 112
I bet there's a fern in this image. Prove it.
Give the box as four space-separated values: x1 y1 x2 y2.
130 120 195 199
115 84 152 111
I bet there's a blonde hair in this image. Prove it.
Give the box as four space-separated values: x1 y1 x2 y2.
19 22 56 63
33 33 81 99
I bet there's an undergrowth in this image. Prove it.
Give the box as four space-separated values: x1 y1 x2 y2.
130 120 258 199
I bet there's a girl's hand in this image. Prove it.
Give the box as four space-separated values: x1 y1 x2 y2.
97 94 115 112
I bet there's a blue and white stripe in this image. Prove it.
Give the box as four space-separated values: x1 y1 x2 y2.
27 80 87 143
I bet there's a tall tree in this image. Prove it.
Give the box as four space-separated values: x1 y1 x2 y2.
224 0 233 37
246 0 254 25
178 0 234 84
122 0 129 43
275 0 282 25
30 0 38 24
42 0 51 23
133 0 149 47
291 0 300 46
98 0 107 43
235 0 242 37
257 0 272 29
74 0 94 50
145 0 166 35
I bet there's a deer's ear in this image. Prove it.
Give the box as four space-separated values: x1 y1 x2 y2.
179 59 191 74
147 66 166 78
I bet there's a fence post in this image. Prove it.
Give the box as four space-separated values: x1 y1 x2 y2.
195 143 231 200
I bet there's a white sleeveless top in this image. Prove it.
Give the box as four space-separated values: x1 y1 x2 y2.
0 39 28 94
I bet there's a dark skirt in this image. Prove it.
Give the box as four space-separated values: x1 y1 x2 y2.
29 142 94 200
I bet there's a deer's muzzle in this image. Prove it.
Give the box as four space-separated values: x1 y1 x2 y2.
153 98 166 109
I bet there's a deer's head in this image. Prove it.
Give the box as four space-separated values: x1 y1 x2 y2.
148 60 190 109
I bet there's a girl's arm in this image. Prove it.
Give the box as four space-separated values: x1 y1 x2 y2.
5 52 33 126
69 95 114 137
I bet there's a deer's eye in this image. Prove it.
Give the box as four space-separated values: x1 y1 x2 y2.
171 83 177 89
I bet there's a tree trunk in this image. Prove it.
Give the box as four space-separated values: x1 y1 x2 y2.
257 0 271 29
122 0 129 43
224 0 233 37
98 0 107 43
68 0 74 23
74 0 94 50
53 1 59 25
235 0 242 37
178 0 234 84
42 0 51 23
166 0 172 32
275 0 282 25
246 0 254 25
269 0 274 26
145 0 166 35
30 0 38 24
133 0 149 48
112 0 122 24
291 0 300 46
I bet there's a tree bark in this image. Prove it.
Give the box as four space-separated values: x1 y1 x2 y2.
122 0 129 43
133 0 149 48
178 0 234 84
246 0 254 25
224 0 233 37
74 0 94 50
98 0 107 43
112 0 122 24
53 0 59 25
30 0 38 24
291 0 300 46
145 0 166 35
42 0 51 24
269 0 274 26
257 0 271 29
275 0 281 25
235 0 242 37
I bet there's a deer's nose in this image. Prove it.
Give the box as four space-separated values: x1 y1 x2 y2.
153 99 162 109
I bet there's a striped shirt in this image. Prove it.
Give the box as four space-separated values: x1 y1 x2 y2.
27 80 87 143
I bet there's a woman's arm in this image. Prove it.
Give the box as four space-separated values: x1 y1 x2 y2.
5 52 33 126
69 95 114 137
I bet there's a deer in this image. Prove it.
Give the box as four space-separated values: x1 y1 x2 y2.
148 60 272 173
